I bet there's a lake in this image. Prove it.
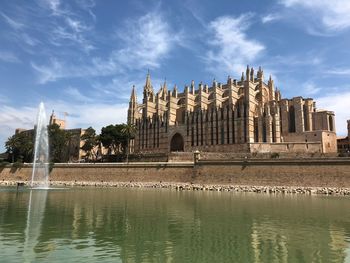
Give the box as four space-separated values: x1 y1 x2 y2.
0 187 350 262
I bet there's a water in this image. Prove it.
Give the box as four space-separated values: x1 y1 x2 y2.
0 187 350 263
31 102 49 188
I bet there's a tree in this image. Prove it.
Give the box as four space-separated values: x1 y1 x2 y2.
81 127 98 162
5 135 18 163
5 132 34 163
121 123 136 162
48 123 69 162
100 124 126 155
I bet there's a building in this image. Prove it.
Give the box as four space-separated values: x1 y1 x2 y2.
15 111 87 162
128 66 337 155
337 120 350 155
49 111 86 161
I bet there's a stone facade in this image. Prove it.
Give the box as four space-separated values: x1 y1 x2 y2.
337 120 350 154
128 66 337 154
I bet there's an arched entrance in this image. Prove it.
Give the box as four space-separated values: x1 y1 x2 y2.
170 133 184 152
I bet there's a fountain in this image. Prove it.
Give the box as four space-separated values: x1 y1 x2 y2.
31 102 49 188
23 189 48 262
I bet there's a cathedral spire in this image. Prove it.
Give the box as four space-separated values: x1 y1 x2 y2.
173 84 178 97
213 78 217 88
246 65 251 81
257 66 264 80
130 85 137 102
163 78 167 90
144 70 153 93
191 80 195 94
250 67 254 81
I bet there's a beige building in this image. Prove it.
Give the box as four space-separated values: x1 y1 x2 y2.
15 111 87 162
49 111 86 161
128 66 337 155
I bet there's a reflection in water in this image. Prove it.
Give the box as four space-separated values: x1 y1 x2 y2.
0 188 350 262
23 190 48 263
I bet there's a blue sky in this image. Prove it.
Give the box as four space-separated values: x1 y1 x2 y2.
1 0 350 151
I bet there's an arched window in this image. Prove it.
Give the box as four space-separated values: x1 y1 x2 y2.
227 105 230 144
329 115 334 131
254 117 259 142
289 105 296 133
303 104 309 131
262 119 267 142
272 120 276 142
211 110 214 145
191 127 194 146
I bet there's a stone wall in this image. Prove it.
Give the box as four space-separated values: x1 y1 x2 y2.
249 142 321 154
194 159 350 187
1 159 350 187
0 163 193 183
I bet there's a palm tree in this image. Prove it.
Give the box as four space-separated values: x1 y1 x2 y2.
121 123 136 163
5 135 18 163
5 133 33 163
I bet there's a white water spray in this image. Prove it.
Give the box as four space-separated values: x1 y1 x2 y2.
31 102 49 188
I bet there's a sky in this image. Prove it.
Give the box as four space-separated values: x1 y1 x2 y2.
1 0 350 151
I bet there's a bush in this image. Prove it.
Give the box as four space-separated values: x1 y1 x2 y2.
270 152 280 159
12 161 24 168
0 161 10 167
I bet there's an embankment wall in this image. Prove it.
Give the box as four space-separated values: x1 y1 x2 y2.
1 158 350 187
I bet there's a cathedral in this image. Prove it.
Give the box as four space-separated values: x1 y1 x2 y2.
127 66 337 155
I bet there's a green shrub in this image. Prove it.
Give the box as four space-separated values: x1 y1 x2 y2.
0 161 10 167
12 161 24 168
270 152 280 159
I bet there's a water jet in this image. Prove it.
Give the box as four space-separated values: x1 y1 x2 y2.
31 102 49 188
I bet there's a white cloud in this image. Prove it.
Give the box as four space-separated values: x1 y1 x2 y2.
31 56 124 84
303 82 321 96
204 14 265 77
0 12 25 30
316 91 350 136
65 17 89 32
115 12 181 69
0 11 40 47
31 12 180 84
63 87 94 103
280 0 350 31
31 58 63 84
50 25 94 52
39 0 69 16
0 51 21 63
0 105 37 152
325 68 350 76
35 0 95 52
47 0 61 14
268 54 322 68
261 14 281 24
21 33 41 46
46 101 128 131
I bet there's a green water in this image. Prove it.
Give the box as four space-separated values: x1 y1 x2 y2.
0 187 350 263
